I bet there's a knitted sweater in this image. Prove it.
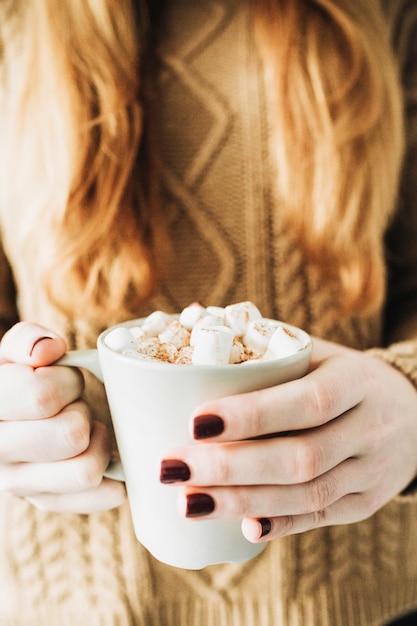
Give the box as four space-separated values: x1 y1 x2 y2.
1 1 417 625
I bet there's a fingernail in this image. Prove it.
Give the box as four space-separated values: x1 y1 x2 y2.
259 518 272 537
185 493 215 517
160 459 191 484
29 336 54 357
193 414 224 439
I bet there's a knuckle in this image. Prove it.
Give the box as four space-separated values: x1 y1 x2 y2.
275 515 296 535
306 477 334 512
74 455 104 491
232 489 253 518
61 404 91 456
91 420 113 458
32 373 64 419
294 439 324 483
313 508 328 526
307 378 338 423
210 446 231 484
244 392 267 435
34 368 84 418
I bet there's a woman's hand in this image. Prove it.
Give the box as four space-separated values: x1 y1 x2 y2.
0 322 126 513
160 337 417 542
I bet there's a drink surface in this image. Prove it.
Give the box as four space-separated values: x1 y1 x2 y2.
104 301 305 366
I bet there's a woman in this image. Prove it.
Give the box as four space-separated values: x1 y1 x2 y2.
1 0 417 624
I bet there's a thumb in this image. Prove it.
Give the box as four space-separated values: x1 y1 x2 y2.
0 321 67 367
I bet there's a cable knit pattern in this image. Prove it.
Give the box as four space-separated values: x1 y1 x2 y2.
1 1 417 625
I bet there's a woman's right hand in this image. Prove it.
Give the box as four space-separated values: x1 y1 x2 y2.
0 322 126 513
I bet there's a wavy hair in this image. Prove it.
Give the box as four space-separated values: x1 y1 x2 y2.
0 0 404 323
254 0 404 312
0 0 160 325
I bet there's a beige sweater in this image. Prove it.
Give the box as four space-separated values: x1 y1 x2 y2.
1 1 417 624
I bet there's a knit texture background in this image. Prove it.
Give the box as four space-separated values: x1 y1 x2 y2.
1 1 417 624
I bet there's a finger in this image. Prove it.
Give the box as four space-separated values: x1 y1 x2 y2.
163 407 364 487
25 478 127 513
308 336 351 366
241 490 379 542
0 420 112 496
0 363 84 421
191 349 367 441
0 401 92 463
177 457 368 521
0 322 66 367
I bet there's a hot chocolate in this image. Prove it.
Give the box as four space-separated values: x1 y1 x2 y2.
104 301 305 366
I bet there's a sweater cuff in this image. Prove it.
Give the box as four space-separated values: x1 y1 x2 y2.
368 339 417 388
368 339 417 501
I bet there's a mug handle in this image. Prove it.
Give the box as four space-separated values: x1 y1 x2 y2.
56 350 125 482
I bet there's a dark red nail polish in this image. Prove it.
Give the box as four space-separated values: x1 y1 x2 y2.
29 336 54 357
259 518 272 537
160 459 191 484
193 414 224 439
185 493 215 517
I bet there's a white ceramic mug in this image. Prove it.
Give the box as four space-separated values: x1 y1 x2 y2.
58 317 312 569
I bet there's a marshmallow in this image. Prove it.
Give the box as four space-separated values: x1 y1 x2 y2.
179 302 207 330
104 327 136 351
129 325 146 341
224 301 262 337
264 325 304 359
244 320 277 356
141 311 172 338
206 306 225 322
106 300 305 367
191 325 234 365
158 320 190 349
190 315 224 346
176 346 194 364
229 339 245 364
134 337 178 363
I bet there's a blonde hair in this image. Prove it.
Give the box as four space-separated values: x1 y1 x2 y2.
254 0 404 312
0 0 404 323
0 0 159 325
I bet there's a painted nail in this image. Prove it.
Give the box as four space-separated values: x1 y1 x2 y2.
160 459 191 484
185 493 215 517
29 336 54 357
193 414 224 439
259 518 272 538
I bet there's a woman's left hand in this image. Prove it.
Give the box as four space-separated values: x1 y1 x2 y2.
159 337 417 542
